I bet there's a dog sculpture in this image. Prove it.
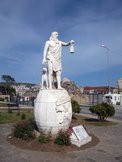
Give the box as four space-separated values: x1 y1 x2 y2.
41 67 48 89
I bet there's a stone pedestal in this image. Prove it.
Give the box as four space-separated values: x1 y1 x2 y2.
34 89 72 136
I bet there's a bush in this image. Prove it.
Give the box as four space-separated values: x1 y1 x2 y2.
13 120 35 140
0 98 4 102
8 108 12 113
21 113 26 120
71 99 80 114
16 111 20 116
89 103 115 121
55 129 71 145
38 132 51 144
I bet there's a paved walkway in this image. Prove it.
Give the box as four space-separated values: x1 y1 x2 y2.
0 121 122 162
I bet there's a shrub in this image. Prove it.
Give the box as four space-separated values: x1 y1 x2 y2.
21 113 26 120
13 120 35 140
38 132 51 144
89 103 115 121
0 98 4 102
71 99 80 115
16 111 20 116
55 129 71 145
8 108 12 113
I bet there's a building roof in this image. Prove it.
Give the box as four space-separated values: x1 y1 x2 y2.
84 86 116 90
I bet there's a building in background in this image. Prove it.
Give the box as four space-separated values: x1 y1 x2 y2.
117 78 122 92
83 86 118 94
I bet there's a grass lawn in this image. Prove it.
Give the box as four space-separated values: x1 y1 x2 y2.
72 115 117 126
0 109 34 124
0 109 117 126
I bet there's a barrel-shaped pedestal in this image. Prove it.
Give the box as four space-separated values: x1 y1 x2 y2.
34 89 72 135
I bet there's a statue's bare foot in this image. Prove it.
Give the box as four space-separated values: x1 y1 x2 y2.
41 87 43 90
49 87 52 90
57 86 64 90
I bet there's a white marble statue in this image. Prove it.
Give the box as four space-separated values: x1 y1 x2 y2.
42 31 74 89
34 32 74 136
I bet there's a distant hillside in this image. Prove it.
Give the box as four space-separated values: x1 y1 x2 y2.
0 80 89 105
61 79 89 105
13 82 36 87
0 82 36 87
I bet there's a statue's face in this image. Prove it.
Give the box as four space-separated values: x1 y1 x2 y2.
55 32 59 38
52 32 59 39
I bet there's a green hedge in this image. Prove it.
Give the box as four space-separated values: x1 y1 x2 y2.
89 103 115 121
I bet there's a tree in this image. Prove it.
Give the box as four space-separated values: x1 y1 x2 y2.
0 84 16 96
1 75 15 84
89 103 115 121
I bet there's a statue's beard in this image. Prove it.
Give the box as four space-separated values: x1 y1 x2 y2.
50 37 59 44
54 38 59 44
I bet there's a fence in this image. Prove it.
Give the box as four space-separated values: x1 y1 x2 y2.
88 93 104 105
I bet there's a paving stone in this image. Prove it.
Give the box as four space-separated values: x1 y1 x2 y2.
0 121 122 162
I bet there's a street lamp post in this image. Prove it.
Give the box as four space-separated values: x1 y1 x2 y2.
101 45 110 93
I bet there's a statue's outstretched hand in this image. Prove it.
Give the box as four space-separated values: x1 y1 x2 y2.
70 40 75 44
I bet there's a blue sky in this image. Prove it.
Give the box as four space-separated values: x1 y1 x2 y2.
0 0 122 87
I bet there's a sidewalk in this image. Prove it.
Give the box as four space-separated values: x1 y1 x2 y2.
81 113 122 123
0 104 33 110
0 121 122 162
